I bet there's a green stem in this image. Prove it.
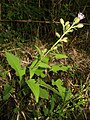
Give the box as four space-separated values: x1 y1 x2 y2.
30 23 75 79
44 23 74 56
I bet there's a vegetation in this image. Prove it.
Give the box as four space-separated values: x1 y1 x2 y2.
0 0 90 120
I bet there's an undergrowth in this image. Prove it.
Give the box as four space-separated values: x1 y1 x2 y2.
0 14 90 120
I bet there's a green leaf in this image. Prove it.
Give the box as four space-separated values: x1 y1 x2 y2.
3 83 14 101
52 79 66 100
18 69 26 81
43 108 48 116
50 95 55 114
35 69 46 78
39 62 50 68
5 52 20 70
26 79 39 103
35 46 42 56
55 54 68 59
39 88 49 99
5 52 25 81
14 107 20 113
29 58 39 79
39 80 60 96
51 64 71 72
30 58 38 69
42 56 49 64
64 89 72 101
50 64 61 73
29 68 36 79
59 65 71 72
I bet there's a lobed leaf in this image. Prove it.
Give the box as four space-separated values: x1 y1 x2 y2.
39 80 60 96
55 54 68 59
5 51 25 81
52 79 66 100
26 79 39 103
38 62 50 68
50 64 61 73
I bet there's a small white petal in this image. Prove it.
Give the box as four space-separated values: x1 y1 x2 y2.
78 12 85 20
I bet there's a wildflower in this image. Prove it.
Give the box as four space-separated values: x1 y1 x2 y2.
73 12 85 24
78 12 85 20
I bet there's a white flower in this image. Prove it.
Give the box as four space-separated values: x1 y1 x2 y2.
78 12 85 20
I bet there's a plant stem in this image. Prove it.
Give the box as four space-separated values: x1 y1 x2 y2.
30 23 75 79
44 23 74 56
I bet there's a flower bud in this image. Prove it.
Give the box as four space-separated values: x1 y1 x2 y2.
73 17 80 24
65 21 70 26
55 32 60 38
61 37 68 42
76 23 84 28
60 18 64 25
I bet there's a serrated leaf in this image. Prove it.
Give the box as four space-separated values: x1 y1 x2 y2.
50 64 61 73
5 52 25 81
26 79 39 103
55 54 68 59
59 65 71 72
35 69 46 78
39 62 50 68
52 79 63 86
39 88 48 99
6 52 21 70
52 79 66 100
39 80 60 96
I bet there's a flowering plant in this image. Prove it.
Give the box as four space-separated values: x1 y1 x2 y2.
73 12 85 24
